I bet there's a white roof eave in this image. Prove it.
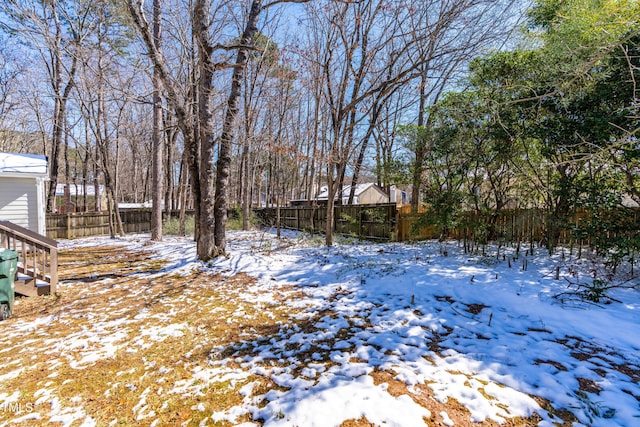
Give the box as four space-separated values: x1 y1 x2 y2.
0 152 48 176
0 171 49 180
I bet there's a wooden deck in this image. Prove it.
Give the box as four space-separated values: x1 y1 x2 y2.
0 221 58 297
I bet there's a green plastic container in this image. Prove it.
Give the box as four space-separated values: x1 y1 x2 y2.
0 249 18 320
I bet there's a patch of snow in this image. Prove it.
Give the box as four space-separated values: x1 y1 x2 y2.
254 374 430 427
139 323 187 342
440 411 454 426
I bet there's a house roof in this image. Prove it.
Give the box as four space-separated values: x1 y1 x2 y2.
0 152 48 177
118 201 152 209
316 183 381 200
118 201 165 209
55 183 104 196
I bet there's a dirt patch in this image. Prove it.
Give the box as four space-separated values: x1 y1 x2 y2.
466 303 489 315
577 377 602 394
527 327 552 334
435 295 455 304
614 363 640 383
534 359 568 372
532 396 579 426
340 417 377 426
556 335 640 386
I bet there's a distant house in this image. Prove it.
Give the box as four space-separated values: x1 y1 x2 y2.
388 185 409 205
117 200 165 210
315 183 391 205
0 152 48 235
289 183 409 207
55 183 106 212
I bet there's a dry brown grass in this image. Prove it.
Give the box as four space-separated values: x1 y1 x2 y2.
340 417 376 426
0 245 299 426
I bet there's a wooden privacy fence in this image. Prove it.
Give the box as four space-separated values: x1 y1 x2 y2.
46 209 193 239
397 207 640 245
254 204 397 241
397 209 550 243
46 205 640 245
258 205 637 245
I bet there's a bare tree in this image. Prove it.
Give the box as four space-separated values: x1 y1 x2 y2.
234 28 289 230
126 0 306 259
0 0 90 213
306 0 442 245
0 42 24 152
125 0 205 255
151 0 164 240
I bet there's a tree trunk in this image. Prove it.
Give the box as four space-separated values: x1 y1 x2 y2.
348 102 383 204
63 119 70 213
165 123 177 213
82 137 89 212
411 72 428 213
151 0 164 241
94 148 101 211
45 5 78 214
178 152 189 236
193 0 217 259
241 144 251 230
325 176 337 246
213 0 263 256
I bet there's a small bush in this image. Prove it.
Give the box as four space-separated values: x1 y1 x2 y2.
297 232 325 247
227 210 260 231
554 277 616 305
584 279 610 303
163 216 195 236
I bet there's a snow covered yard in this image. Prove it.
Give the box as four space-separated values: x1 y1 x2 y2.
0 229 639 427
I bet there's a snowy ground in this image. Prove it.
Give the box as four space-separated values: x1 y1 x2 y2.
1 229 639 426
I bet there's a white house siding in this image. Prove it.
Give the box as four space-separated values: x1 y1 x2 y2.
359 187 389 205
0 176 41 233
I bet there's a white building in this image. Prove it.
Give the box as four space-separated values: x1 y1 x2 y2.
315 183 404 205
0 152 48 235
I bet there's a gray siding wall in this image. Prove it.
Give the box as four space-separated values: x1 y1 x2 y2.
0 177 38 232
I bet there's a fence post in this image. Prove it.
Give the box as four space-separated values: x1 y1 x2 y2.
393 205 399 241
66 213 72 240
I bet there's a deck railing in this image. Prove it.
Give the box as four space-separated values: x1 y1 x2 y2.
0 221 58 297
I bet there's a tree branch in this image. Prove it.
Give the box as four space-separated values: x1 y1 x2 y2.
263 0 309 9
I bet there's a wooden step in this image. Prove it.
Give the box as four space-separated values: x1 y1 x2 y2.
1 221 58 297
14 280 51 297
